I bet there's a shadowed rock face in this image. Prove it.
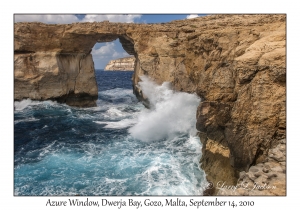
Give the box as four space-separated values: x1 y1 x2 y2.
14 14 286 194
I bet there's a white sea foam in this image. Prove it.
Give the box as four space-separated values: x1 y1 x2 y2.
129 76 200 142
99 88 133 98
185 135 202 154
94 118 137 129
14 99 59 111
137 144 203 195
14 99 35 110
14 76 206 196
99 105 141 121
14 117 40 124
107 107 125 117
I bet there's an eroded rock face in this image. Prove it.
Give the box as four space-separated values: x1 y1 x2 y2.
14 52 98 107
104 56 135 71
130 15 286 194
14 21 136 106
14 14 286 195
217 138 286 196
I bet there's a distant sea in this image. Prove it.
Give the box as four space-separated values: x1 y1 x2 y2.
14 70 207 195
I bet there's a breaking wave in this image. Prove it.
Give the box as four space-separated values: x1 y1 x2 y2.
14 71 206 195
129 76 200 142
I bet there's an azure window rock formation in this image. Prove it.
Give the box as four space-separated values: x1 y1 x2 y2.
14 21 136 107
14 14 286 195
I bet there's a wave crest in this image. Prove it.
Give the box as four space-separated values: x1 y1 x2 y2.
129 76 200 142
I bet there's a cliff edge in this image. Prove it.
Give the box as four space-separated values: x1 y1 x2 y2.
14 14 286 195
104 56 135 71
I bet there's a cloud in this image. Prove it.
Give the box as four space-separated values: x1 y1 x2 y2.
14 14 141 24
186 14 199 19
92 42 128 59
91 42 130 68
82 15 141 23
92 42 115 57
14 15 79 24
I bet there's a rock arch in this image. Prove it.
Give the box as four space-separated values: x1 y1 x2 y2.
14 15 286 194
14 22 137 106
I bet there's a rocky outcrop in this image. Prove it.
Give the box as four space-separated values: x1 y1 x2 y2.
14 21 136 107
14 14 286 195
14 52 98 107
217 138 286 196
104 56 135 71
130 15 286 195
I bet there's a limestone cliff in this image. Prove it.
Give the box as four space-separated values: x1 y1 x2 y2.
14 52 98 107
14 14 286 195
104 56 135 71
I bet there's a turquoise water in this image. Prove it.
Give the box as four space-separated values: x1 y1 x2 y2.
14 71 206 195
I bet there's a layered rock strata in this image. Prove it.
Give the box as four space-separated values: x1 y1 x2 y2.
217 138 286 195
104 56 135 71
14 14 286 195
14 52 98 107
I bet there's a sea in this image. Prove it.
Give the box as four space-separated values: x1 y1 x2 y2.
14 70 207 196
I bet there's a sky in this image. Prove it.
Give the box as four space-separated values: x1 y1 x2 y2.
14 14 204 69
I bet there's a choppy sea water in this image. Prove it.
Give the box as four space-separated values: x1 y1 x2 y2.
14 70 207 196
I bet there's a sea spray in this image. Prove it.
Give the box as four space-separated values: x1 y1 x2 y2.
14 99 41 110
129 76 201 142
14 71 207 196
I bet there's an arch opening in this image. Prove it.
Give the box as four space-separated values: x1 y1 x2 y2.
53 35 137 107
91 38 134 71
90 38 136 107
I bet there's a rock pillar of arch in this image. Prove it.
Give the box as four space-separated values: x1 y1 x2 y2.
14 22 136 107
